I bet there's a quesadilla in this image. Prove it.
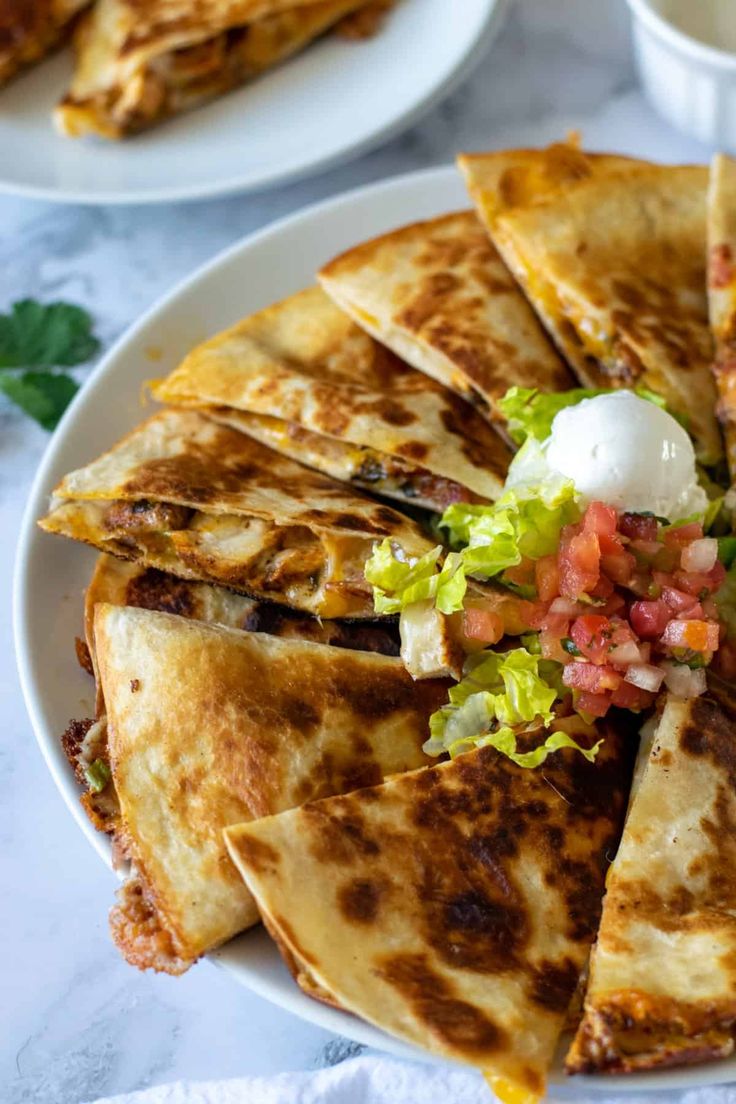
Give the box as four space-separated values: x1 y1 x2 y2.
318 210 573 431
92 603 446 973
458 142 722 463
39 409 434 619
55 0 372 139
708 154 736 483
225 720 632 1100
0 0 89 86
85 554 400 662
152 285 512 512
567 680 736 1074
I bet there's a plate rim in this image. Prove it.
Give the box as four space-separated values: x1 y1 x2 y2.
14 158 736 1095
0 0 507 207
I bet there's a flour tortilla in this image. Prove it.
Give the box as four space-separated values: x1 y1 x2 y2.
319 210 573 433
708 154 736 483
39 409 433 619
459 142 721 462
94 603 447 973
153 285 511 511
568 680 736 1074
55 0 370 138
226 719 632 1098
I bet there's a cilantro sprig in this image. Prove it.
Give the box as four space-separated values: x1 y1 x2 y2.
0 300 100 430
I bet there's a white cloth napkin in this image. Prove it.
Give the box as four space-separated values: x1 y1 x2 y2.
86 1055 736 1104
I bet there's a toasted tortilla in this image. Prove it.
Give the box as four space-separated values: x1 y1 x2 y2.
708 154 736 483
55 0 371 139
94 603 447 973
567 680 736 1075
38 409 433 619
0 0 89 86
225 720 632 1098
459 142 721 462
152 285 511 512
318 210 573 431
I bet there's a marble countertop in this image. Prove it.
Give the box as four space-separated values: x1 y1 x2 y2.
0 3 717 1102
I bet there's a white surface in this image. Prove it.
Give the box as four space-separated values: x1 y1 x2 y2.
628 0 736 151
0 0 505 205
77 1056 736 1104
3 3 734 1102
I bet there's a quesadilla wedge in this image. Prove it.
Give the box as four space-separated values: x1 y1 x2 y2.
38 409 434 619
55 0 371 139
0 0 89 86
92 603 447 974
152 285 512 512
458 142 721 462
708 154 736 484
567 679 736 1075
318 210 573 430
225 720 632 1101
80 553 400 713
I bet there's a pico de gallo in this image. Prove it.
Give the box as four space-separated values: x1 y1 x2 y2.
364 387 736 768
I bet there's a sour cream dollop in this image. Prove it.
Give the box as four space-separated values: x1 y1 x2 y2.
542 391 707 520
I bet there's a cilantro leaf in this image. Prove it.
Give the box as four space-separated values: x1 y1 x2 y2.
0 300 99 369
0 370 79 431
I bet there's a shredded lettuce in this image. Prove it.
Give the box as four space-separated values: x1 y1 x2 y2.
440 449 580 580
424 646 598 767
365 540 466 615
718 536 736 568
84 758 111 793
499 385 673 446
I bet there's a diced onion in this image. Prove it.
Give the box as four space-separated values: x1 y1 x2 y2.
608 641 642 667
549 597 585 616
624 663 665 692
661 661 707 698
680 537 717 573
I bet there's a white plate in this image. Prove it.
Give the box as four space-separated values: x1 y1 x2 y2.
14 164 733 1095
0 0 505 205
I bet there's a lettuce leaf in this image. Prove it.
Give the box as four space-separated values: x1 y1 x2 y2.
499 385 672 445
364 539 467 615
424 646 599 767
440 455 580 580
716 564 736 640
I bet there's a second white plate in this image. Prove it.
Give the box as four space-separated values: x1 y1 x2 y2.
0 0 506 205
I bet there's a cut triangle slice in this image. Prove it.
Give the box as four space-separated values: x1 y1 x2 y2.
318 210 574 436
459 141 720 463
567 680 736 1074
226 722 632 1099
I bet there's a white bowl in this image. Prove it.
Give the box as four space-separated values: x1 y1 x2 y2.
627 0 736 150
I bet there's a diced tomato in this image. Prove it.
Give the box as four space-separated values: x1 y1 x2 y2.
589 574 615 599
540 610 572 636
708 560 727 590
630 599 671 639
563 661 621 693
629 539 663 562
583 501 618 538
600 592 627 617
652 544 679 573
462 607 504 644
570 614 612 663
661 585 696 612
609 681 656 711
660 619 720 652
673 570 719 598
663 522 704 548
559 529 600 599
494 597 546 635
575 691 611 718
619 513 659 542
674 601 704 621
504 557 536 587
600 548 635 586
535 555 560 603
